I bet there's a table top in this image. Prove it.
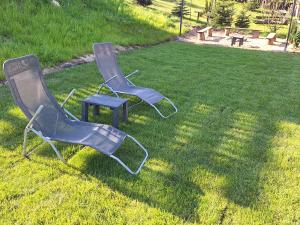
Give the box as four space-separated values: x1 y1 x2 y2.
225 27 261 32
232 34 244 39
83 94 127 108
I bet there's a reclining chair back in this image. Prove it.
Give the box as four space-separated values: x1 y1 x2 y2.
3 55 69 137
93 43 128 90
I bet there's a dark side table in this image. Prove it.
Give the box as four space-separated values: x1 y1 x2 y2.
231 34 245 46
82 94 128 128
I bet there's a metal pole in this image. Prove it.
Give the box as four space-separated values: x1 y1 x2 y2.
190 0 192 19
179 0 184 35
284 0 297 52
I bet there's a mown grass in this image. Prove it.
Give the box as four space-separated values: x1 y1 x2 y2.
0 0 290 81
0 0 180 80
0 42 300 224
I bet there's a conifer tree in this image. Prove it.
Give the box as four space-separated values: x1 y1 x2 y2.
171 0 190 17
211 0 234 27
235 10 250 28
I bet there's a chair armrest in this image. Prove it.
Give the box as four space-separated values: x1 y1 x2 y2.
125 70 139 86
60 89 79 121
97 75 118 93
61 89 76 108
125 70 139 79
26 105 44 130
103 74 118 85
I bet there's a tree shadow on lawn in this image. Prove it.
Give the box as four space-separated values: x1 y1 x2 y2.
0 88 295 222
0 75 294 222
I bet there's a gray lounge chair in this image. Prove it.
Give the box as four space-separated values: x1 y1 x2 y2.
93 42 178 118
3 55 148 175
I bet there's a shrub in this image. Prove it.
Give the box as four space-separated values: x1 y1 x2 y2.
211 0 234 27
289 18 298 44
235 10 250 28
294 31 300 48
137 0 152 7
246 0 261 11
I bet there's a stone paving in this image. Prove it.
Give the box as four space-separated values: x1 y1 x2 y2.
178 28 300 53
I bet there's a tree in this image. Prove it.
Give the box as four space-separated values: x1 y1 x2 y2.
211 0 234 27
204 0 213 24
235 10 251 28
137 0 152 7
171 0 190 17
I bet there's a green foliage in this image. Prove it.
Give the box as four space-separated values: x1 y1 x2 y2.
171 0 190 17
246 0 261 11
235 10 250 28
294 31 300 47
289 18 298 44
211 0 234 27
136 0 152 7
0 42 300 224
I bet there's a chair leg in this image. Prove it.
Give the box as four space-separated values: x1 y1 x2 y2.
128 99 144 109
150 97 178 119
114 92 177 118
109 135 148 175
23 128 65 163
22 127 30 157
46 138 66 163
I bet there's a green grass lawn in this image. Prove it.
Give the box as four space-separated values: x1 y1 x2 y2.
0 0 179 80
1 42 300 224
0 0 290 81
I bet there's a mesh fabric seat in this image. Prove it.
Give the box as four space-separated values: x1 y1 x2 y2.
3 55 148 175
93 42 177 118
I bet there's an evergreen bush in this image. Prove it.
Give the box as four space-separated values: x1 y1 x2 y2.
211 0 234 27
235 10 250 28
294 31 300 47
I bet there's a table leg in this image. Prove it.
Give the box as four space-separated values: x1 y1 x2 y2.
231 38 235 46
82 102 89 122
123 101 128 122
225 29 230 36
112 108 119 128
239 39 243 46
93 105 100 116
